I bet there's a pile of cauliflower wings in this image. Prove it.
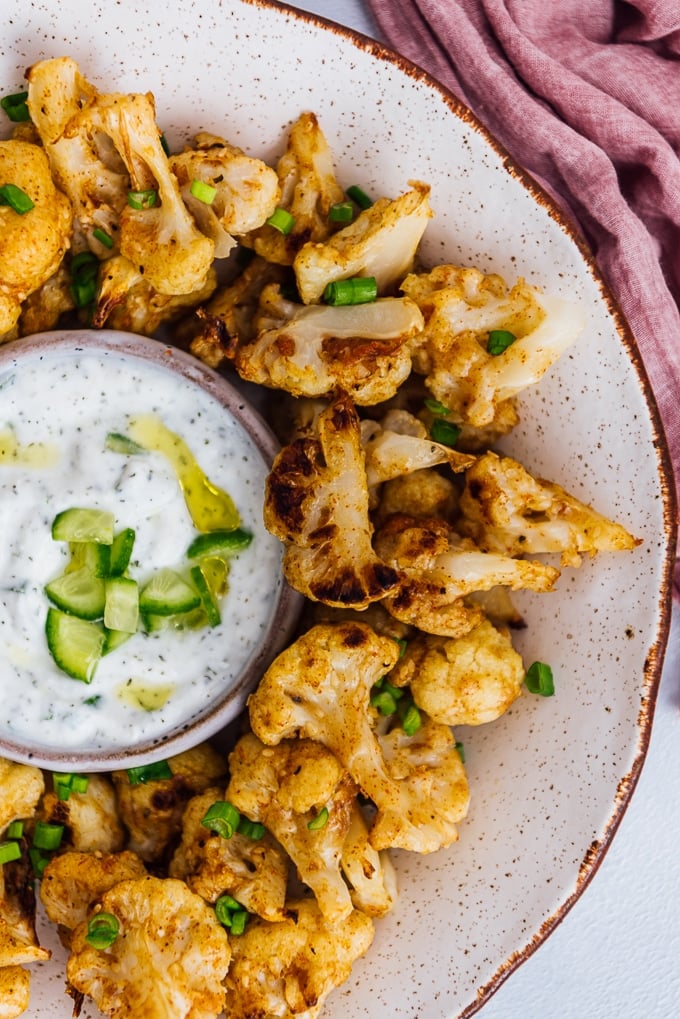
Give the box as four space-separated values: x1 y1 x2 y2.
0 56 642 1019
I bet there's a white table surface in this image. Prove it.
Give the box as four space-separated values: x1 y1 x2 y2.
293 2 680 1017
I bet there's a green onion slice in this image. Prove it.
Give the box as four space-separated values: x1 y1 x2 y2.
126 760 173 785
201 800 240 840
424 397 451 417
32 821 64 851
398 699 422 737
55 772 90 799
525 660 555 696
0 183 34 214
0 840 22 864
159 134 171 156
29 848 49 877
323 276 377 306
1 91 30 123
329 200 354 224
229 910 248 936
6 820 24 839
236 817 266 841
215 894 249 934
190 179 217 204
127 189 158 210
346 184 373 209
266 206 295 235
85 912 120 949
92 227 114 249
370 689 397 716
455 741 466 763
307 807 329 831
430 418 461 448
487 329 517 356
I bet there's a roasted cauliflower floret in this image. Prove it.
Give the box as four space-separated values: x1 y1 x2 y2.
264 391 400 608
294 180 432 304
459 450 641 567
0 139 72 335
227 734 358 922
40 850 147 937
66 875 230 1019
390 619 525 725
0 965 30 1019
171 132 280 258
169 788 288 922
244 111 345 265
234 283 423 405
403 264 585 428
0 759 44 834
340 804 397 917
361 409 474 498
224 896 374 1019
374 467 460 526
249 621 466 853
374 514 560 638
111 744 227 863
38 774 125 854
17 260 74 336
0 849 50 968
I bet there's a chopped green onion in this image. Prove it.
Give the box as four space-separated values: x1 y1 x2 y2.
0 183 34 214
307 807 329 831
487 329 517 356
323 276 377 306
430 418 461 447
1 90 30 123
190 179 217 204
370 689 398 716
229 909 248 936
265 206 295 235
92 227 114 249
201 801 240 840
54 772 90 801
346 184 373 209
0 840 21 864
32 821 64 851
85 912 120 949
455 741 466 763
6 821 24 839
236 817 266 841
215 894 249 934
29 847 48 877
127 188 158 210
159 134 171 156
398 699 422 737
525 661 555 696
71 774 90 794
126 760 173 785
71 251 99 280
329 200 354 224
71 278 98 309
393 637 408 658
424 397 450 417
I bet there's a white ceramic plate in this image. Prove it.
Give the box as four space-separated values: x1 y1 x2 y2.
0 2 675 1017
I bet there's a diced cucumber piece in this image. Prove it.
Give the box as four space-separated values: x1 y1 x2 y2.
105 432 146 455
52 508 115 545
186 528 253 560
44 567 106 620
141 606 207 633
139 568 201 616
199 555 229 598
109 528 136 576
104 577 139 633
103 627 133 655
189 564 221 627
67 541 111 578
45 608 105 683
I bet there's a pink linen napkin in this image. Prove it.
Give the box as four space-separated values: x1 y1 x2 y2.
367 0 680 591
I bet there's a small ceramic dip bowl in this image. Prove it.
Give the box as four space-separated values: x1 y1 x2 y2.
0 328 299 771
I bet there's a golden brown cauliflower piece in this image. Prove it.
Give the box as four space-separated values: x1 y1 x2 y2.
234 283 423 405
227 734 358 922
374 514 560 638
39 774 125 854
169 788 288 922
40 850 147 937
244 111 345 265
0 851 50 967
373 467 460 527
111 744 227 863
0 965 30 1019
340 804 397 918
224 897 374 1019
294 180 432 304
264 391 400 608
0 759 44 834
390 619 525 726
403 264 584 429
66 876 230 1019
459 450 641 567
0 139 72 335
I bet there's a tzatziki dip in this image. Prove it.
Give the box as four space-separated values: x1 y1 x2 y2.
0 333 285 759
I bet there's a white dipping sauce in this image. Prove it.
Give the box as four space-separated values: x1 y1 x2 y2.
0 341 284 755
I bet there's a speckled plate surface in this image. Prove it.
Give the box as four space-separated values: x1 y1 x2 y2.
0 1 675 1017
